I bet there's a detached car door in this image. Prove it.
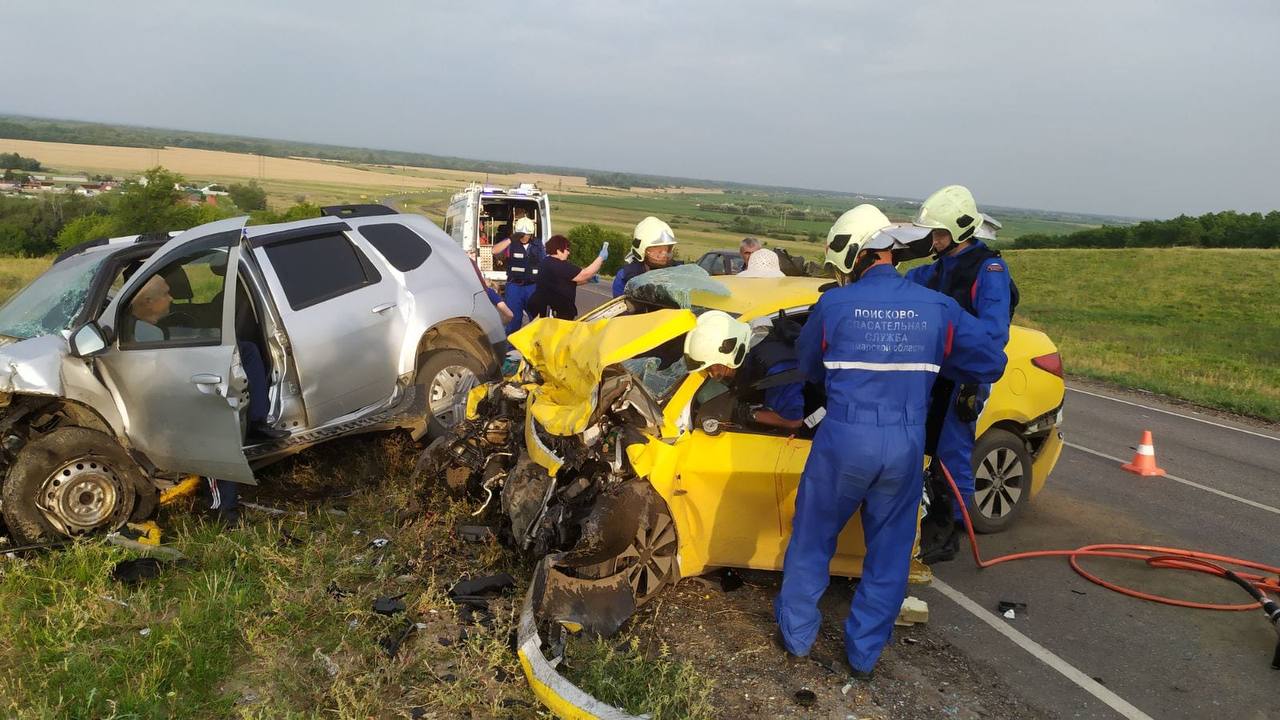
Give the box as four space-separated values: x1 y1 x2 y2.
95 219 256 483
248 223 404 426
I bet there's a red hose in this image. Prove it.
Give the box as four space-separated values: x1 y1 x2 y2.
939 462 1280 611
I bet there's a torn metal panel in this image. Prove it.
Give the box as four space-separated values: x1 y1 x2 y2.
0 334 68 396
516 560 645 720
507 309 696 436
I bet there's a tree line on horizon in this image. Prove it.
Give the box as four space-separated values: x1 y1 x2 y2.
1013 210 1280 249
0 167 319 256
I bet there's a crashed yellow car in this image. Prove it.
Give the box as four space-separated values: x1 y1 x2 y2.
423 271 1064 633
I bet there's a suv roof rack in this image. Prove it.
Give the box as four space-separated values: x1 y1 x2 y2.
320 204 398 219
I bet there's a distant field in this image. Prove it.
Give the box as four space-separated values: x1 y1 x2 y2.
1002 248 1280 421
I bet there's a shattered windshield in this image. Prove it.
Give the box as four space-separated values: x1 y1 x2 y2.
0 252 109 340
621 356 690 402
625 264 730 310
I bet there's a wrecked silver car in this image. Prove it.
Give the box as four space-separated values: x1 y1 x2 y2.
0 206 505 543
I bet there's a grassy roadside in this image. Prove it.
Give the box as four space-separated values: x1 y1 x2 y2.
0 436 535 718
0 434 717 718
1003 248 1280 421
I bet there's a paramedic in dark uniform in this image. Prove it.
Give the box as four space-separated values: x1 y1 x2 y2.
528 234 609 319
774 204 1007 680
492 216 543 333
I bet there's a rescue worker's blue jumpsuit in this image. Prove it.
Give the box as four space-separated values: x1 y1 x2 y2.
904 240 1011 517
611 259 682 297
503 236 544 333
776 263 1006 673
762 359 805 424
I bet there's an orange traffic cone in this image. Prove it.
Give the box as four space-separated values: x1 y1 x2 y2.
1121 430 1166 476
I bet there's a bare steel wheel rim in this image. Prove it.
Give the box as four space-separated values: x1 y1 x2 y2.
974 447 1025 520
38 458 123 535
429 365 479 428
614 511 679 603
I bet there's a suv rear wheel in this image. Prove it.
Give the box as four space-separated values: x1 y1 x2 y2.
419 349 486 438
2 427 145 544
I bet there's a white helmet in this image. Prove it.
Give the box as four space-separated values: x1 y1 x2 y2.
683 310 751 372
630 216 677 262
825 204 928 275
914 185 982 246
513 217 537 236
975 213 1001 241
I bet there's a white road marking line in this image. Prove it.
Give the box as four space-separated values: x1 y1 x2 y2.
1064 441 1280 516
1066 386 1280 442
931 578 1155 720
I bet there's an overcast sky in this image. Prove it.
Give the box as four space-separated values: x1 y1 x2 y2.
5 1 1277 217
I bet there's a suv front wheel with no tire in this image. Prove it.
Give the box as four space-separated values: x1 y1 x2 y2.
2 427 147 544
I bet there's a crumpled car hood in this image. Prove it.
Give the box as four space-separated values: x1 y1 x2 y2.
0 333 68 395
506 309 696 436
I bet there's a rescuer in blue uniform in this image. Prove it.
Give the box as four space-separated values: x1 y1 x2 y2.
493 217 543 333
904 185 1016 561
612 216 680 297
775 204 1007 679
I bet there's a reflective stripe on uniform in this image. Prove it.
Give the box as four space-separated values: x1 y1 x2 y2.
824 361 941 373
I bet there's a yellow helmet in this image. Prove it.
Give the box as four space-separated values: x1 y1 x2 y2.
914 185 982 245
630 216 677 261
824 204 928 275
683 310 751 372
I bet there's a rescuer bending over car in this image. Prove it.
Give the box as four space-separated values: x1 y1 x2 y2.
774 204 1007 681
612 216 681 297
904 185 1018 562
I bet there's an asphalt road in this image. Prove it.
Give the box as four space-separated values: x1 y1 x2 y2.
572 283 1279 719
925 381 1280 720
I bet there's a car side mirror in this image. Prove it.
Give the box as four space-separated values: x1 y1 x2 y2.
69 322 108 358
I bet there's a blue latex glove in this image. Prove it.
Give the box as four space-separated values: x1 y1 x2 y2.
598 242 610 260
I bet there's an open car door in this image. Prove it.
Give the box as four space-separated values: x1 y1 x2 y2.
96 217 255 483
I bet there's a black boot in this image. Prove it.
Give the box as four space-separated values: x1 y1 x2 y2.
919 525 961 565
247 421 290 442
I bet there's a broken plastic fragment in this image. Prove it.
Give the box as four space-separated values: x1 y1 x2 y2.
111 557 165 586
457 525 495 543
449 573 515 598
997 600 1026 618
373 595 407 616
379 619 416 658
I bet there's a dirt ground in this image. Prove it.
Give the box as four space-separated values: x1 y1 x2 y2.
612 570 1052 720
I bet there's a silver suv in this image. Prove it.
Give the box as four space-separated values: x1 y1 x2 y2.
0 205 506 543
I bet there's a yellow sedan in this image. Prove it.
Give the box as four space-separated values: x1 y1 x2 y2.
428 272 1064 629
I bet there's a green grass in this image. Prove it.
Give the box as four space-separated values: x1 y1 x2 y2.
0 436 539 719
0 257 53 298
1003 248 1280 420
562 637 714 720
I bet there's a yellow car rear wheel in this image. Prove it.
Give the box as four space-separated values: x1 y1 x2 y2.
968 428 1033 534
